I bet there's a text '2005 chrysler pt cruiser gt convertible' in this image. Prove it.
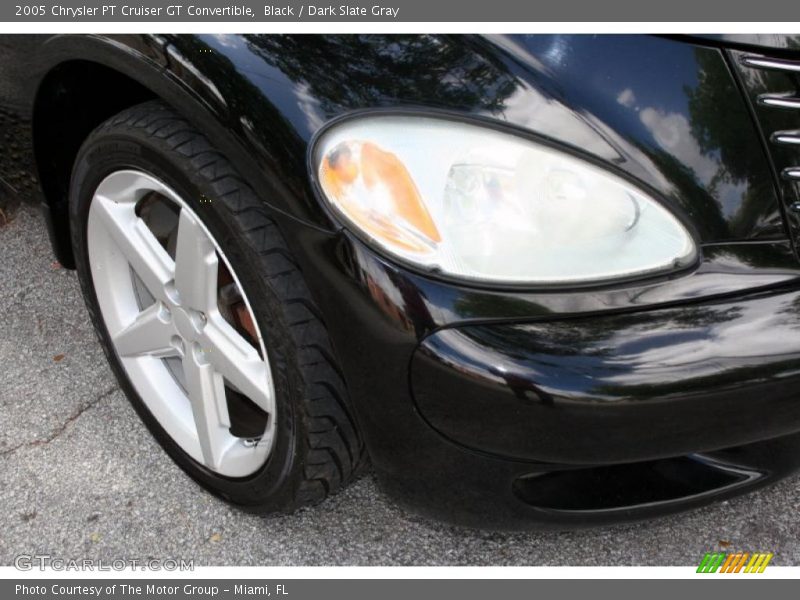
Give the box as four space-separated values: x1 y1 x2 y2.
3 33 800 529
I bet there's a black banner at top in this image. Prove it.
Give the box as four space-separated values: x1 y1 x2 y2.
2 0 800 22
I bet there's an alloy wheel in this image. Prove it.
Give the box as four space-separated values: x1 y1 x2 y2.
86 169 276 478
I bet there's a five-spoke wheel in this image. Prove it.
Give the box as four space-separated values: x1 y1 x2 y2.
70 101 365 511
89 170 275 477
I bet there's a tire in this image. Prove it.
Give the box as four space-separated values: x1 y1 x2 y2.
69 100 367 512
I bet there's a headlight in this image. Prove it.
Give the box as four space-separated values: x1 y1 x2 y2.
314 116 697 284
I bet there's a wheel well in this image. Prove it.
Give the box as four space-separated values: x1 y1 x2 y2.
34 60 157 268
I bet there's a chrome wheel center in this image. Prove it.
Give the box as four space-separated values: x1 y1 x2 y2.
172 306 204 342
86 170 276 477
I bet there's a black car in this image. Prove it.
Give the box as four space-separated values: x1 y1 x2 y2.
3 34 800 530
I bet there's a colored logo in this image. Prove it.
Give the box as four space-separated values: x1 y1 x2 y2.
697 552 773 573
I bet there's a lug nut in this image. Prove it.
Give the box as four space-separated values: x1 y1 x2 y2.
170 335 185 357
159 302 172 322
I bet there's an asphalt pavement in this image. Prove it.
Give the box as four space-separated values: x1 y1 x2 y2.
2 203 800 566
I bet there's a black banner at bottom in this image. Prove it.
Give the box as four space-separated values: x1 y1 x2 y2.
3 579 798 600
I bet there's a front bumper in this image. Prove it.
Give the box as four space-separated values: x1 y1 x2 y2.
405 291 800 528
412 291 800 465
277 214 800 529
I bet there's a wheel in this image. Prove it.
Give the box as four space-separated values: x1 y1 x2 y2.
69 100 367 511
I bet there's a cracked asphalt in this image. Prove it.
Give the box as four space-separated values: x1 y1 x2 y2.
2 203 800 566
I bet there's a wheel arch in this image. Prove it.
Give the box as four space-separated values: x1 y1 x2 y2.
32 35 327 269
33 59 158 267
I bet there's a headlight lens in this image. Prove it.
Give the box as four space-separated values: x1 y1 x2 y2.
315 116 697 284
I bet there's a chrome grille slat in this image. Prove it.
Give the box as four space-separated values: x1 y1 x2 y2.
758 93 800 110
784 167 800 180
741 55 800 73
742 54 800 193
772 131 800 145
